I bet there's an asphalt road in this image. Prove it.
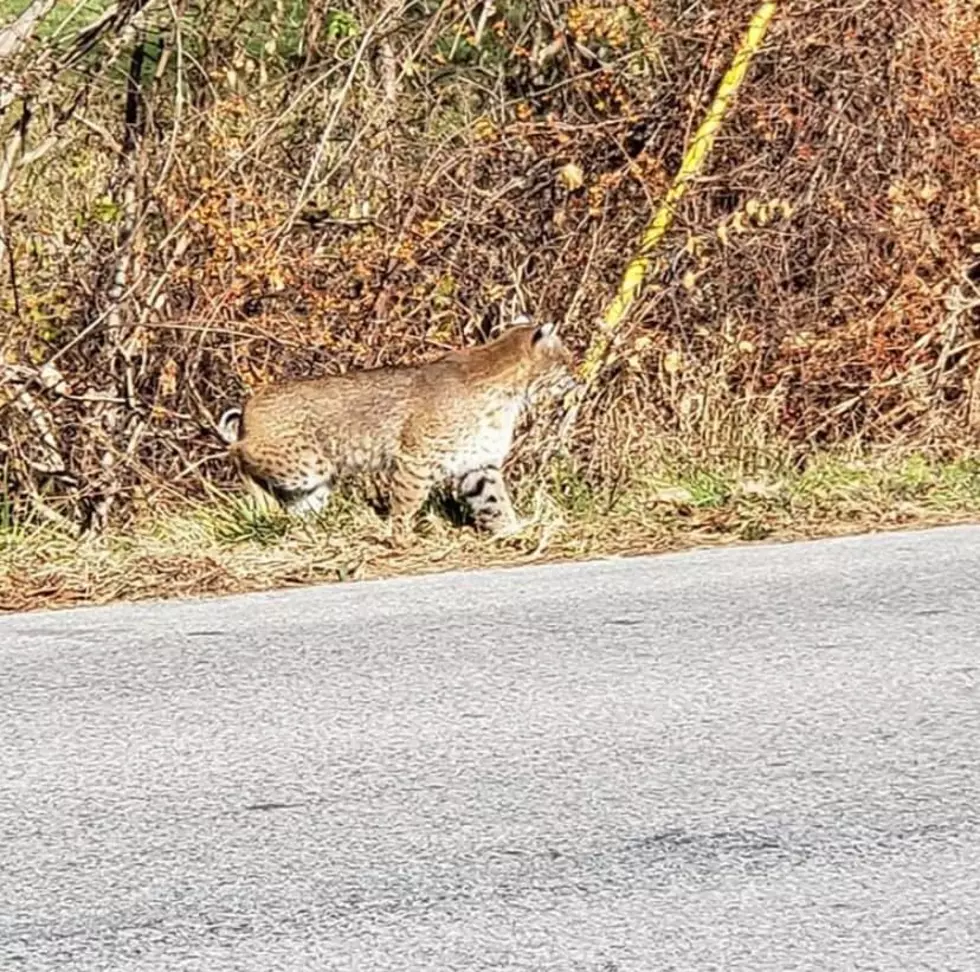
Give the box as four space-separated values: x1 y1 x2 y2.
3 526 980 971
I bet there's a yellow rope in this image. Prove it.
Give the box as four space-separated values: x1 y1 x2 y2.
578 1 780 383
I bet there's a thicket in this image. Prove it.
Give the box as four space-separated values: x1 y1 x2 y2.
1 0 978 532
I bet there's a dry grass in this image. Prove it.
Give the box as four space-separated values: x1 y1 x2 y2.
2 0 978 531
5 447 980 613
3 2 978 613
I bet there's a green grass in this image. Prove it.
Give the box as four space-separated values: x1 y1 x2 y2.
208 497 293 546
4 448 980 613
1 0 113 41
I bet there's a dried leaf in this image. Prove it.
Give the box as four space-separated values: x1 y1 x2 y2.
558 162 585 191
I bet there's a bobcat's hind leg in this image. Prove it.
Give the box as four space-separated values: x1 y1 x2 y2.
457 466 523 536
281 481 331 517
233 443 332 519
240 466 332 519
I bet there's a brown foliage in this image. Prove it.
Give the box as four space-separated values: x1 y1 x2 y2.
1 0 978 529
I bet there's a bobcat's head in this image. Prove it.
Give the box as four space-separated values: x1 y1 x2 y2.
522 322 579 405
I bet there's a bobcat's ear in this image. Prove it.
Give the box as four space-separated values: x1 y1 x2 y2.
532 321 558 345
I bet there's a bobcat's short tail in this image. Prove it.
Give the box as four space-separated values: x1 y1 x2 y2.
216 407 243 445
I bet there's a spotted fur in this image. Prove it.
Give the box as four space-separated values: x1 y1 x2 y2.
216 322 576 535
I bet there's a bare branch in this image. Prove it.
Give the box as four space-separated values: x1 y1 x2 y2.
0 0 58 60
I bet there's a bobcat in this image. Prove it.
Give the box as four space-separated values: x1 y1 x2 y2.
216 321 577 536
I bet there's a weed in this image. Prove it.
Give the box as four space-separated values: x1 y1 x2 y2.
4 448 980 613
208 497 293 547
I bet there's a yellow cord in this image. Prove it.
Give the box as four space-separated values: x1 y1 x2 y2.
579 1 780 382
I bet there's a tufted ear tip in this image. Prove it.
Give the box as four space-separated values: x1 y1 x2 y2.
532 321 558 345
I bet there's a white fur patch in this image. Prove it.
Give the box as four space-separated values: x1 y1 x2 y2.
441 401 522 478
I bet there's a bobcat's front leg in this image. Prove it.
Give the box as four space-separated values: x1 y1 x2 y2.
457 466 523 536
388 454 435 543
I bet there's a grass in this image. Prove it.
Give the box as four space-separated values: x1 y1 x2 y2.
4 448 980 613
1 0 112 40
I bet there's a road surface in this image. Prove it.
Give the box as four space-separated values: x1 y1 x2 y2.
2 526 980 970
